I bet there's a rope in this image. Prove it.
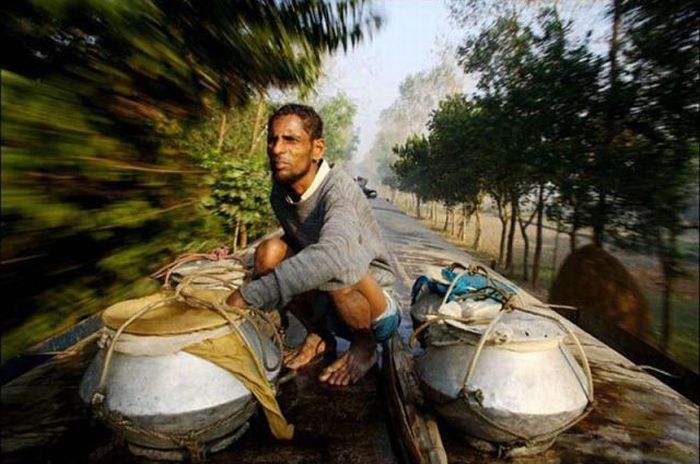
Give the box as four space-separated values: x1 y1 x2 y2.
413 261 595 446
92 255 286 461
150 246 241 287
92 393 255 463
175 271 283 373
409 314 494 348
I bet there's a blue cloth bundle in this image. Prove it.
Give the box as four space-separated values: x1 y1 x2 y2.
410 266 513 305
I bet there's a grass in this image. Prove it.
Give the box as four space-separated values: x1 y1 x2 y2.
645 291 699 370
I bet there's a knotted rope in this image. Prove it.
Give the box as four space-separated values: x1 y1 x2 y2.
150 246 238 287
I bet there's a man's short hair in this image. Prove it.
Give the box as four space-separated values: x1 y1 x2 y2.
268 104 323 140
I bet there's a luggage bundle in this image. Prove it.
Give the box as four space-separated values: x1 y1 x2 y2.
80 255 291 462
410 263 594 457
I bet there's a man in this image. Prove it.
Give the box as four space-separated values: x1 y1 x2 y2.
226 104 399 386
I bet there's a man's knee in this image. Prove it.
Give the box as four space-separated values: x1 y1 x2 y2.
254 237 289 276
329 274 388 320
328 285 357 307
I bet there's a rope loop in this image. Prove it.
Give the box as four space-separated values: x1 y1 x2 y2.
150 246 242 288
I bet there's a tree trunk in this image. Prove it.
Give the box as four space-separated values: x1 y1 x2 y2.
505 196 518 275
496 198 508 267
216 109 228 154
416 195 422 219
531 184 545 287
660 267 674 350
552 222 561 278
451 207 456 236
247 93 266 157
459 203 470 241
518 214 530 282
239 222 248 249
660 230 679 350
593 194 606 248
232 218 240 252
570 202 580 252
593 0 622 249
472 203 482 251
443 206 450 231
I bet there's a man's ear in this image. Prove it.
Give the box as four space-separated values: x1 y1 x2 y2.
312 137 325 162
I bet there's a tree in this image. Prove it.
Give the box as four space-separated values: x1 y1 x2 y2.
457 14 538 273
205 157 276 250
428 95 491 250
522 9 602 285
368 56 464 183
1 0 381 363
392 135 434 218
316 94 359 163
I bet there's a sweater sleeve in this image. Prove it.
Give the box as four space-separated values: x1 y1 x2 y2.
239 194 371 310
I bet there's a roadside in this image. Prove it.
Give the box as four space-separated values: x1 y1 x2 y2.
385 191 699 373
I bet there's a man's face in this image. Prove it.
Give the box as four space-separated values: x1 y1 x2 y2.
267 114 324 185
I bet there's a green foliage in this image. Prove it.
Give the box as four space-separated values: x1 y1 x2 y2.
179 99 272 169
427 95 488 208
612 0 699 252
317 94 359 162
205 158 275 241
392 135 434 200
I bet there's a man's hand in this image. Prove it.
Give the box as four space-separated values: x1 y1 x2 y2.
226 289 249 309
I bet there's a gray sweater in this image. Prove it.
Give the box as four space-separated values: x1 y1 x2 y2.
239 165 396 310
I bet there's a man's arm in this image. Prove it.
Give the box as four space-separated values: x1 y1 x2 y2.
235 197 371 310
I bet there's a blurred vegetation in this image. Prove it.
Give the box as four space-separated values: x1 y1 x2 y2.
391 2 698 354
316 94 360 163
1 0 380 363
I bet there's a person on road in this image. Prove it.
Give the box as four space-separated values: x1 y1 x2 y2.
226 104 399 386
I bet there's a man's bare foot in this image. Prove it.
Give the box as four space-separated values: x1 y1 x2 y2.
319 332 377 386
283 333 331 370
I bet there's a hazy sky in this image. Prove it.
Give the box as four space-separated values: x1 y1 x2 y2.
316 0 609 170
317 0 463 164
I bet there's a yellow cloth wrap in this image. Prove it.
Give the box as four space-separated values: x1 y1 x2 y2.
184 334 294 440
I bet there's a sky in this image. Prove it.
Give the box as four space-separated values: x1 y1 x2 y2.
316 0 610 172
317 0 463 164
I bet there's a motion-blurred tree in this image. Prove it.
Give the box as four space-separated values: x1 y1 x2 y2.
611 0 699 348
1 0 381 363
